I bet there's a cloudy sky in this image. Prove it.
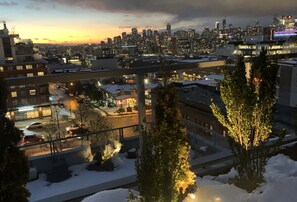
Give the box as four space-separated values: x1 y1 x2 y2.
0 0 296 44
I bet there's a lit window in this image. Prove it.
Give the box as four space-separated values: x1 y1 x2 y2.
11 91 17 97
10 86 16 89
27 73 34 77
29 90 36 95
38 72 44 76
16 65 23 70
0 67 3 72
19 85 25 88
26 65 33 69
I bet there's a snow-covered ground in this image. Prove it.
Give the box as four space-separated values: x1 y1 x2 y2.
26 157 136 201
27 154 297 202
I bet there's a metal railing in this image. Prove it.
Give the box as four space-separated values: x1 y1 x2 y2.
18 123 152 157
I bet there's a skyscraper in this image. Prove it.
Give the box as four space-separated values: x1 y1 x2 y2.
142 29 147 38
215 21 220 31
132 28 138 36
188 29 195 38
222 18 226 32
122 32 127 39
167 23 171 35
147 29 153 38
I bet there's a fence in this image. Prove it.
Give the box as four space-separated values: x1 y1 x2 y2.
18 123 152 158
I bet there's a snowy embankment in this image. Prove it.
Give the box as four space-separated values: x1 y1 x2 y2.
82 154 297 202
26 158 136 201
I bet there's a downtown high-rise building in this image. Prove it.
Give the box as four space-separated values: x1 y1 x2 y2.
222 18 226 32
147 29 153 38
167 23 171 35
215 21 220 31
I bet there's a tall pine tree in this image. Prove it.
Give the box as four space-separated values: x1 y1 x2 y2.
0 79 30 201
210 49 278 192
136 84 195 202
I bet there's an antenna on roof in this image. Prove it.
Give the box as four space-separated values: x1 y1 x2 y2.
2 21 7 29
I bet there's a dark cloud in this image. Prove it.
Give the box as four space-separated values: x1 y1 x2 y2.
31 0 297 21
0 1 17 6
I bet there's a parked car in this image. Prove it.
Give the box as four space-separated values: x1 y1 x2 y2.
25 122 43 129
66 124 80 132
23 134 45 144
68 127 89 135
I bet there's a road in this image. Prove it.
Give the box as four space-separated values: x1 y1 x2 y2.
17 83 152 156
49 82 152 133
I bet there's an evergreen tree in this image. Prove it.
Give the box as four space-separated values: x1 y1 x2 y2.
0 79 30 201
210 50 279 192
136 84 195 202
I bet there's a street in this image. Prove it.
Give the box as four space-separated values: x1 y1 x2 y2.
16 83 152 157
49 82 152 132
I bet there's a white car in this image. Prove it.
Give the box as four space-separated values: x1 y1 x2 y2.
66 124 80 132
25 122 43 130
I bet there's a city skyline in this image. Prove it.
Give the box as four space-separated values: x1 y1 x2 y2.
0 0 296 44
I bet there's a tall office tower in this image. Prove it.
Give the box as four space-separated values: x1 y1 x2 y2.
147 29 153 38
113 36 121 45
215 21 220 31
132 28 138 36
122 32 127 39
167 23 171 35
222 18 226 32
263 27 273 41
107 38 112 45
142 29 147 39
188 29 195 38
0 22 49 120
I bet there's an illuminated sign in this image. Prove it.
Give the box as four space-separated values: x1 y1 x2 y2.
18 106 34 112
274 29 297 38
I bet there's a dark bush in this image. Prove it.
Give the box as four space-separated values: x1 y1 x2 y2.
127 106 132 112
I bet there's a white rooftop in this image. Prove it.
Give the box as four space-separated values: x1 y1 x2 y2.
204 74 224 81
180 79 218 87
100 83 159 95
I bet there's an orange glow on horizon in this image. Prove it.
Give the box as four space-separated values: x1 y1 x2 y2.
11 23 131 44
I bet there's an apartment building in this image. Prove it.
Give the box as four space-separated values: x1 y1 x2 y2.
0 22 50 120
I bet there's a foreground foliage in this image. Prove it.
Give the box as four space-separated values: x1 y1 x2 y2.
0 79 30 201
136 84 195 202
210 50 279 192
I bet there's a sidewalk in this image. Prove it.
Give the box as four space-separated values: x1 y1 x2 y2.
94 106 151 117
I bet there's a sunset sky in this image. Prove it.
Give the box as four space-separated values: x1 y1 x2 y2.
0 0 296 44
